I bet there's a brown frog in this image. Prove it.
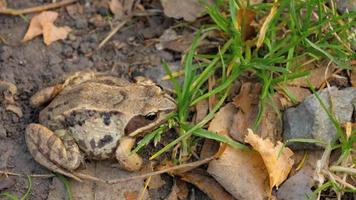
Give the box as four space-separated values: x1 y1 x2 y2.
26 72 176 180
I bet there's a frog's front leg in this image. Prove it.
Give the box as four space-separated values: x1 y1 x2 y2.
25 123 83 181
115 137 143 171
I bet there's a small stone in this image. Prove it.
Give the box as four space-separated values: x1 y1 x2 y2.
97 7 110 16
336 0 356 13
0 124 6 138
283 87 356 150
75 18 88 29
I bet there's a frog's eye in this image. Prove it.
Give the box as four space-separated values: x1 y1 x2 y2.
145 112 157 121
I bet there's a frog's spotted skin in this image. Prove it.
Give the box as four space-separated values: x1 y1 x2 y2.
26 72 176 180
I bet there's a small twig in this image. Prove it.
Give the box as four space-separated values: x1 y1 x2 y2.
72 172 106 183
97 20 128 50
0 0 78 15
0 170 54 178
107 156 215 184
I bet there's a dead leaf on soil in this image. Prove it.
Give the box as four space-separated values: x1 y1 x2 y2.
0 177 15 191
160 0 213 22
66 3 84 19
165 179 188 200
109 0 124 17
124 191 139 200
351 69 356 87
230 82 282 142
23 11 71 45
288 65 335 88
0 0 6 10
176 169 235 200
208 146 270 200
207 103 270 200
275 85 311 107
5 104 23 118
245 129 294 192
194 99 209 123
141 162 166 190
235 8 256 41
156 29 194 52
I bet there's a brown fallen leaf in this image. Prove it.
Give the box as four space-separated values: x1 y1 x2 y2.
5 104 23 118
245 129 294 192
124 191 139 200
160 0 213 22
23 11 71 45
194 99 208 123
0 177 15 191
276 85 312 106
177 169 235 200
109 0 124 17
156 29 194 52
207 103 270 200
208 146 270 200
0 0 6 10
351 69 356 87
165 179 188 200
230 82 282 143
288 65 335 88
236 8 256 41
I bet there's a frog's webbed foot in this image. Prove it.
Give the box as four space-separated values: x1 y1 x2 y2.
25 123 83 181
115 137 143 171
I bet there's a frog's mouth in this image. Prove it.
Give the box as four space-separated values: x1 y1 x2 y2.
126 110 174 137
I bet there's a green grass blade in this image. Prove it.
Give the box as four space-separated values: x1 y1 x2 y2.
56 174 73 200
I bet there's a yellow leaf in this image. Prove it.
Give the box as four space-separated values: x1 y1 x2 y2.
22 11 71 45
245 129 294 192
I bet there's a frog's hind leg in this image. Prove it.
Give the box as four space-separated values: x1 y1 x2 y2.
25 123 83 181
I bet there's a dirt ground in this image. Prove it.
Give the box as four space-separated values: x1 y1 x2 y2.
0 0 209 199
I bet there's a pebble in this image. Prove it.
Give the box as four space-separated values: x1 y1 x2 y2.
0 123 6 138
283 87 356 150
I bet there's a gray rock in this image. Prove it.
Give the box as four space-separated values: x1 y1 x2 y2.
336 0 356 13
283 87 356 150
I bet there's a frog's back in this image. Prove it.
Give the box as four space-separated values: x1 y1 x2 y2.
39 77 130 129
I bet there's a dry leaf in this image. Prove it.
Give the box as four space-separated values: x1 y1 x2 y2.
236 8 256 41
207 103 270 200
194 99 208 123
245 130 294 191
23 11 71 45
0 0 6 10
5 105 23 118
351 69 356 87
109 0 124 17
160 0 212 22
230 82 282 142
124 191 139 200
165 180 188 200
208 146 269 200
288 65 335 88
276 85 312 106
177 169 235 200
